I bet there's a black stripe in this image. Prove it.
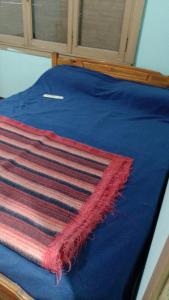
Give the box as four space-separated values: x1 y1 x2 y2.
0 177 78 214
0 140 101 180
0 239 41 266
0 206 56 236
0 156 91 196
0 126 107 167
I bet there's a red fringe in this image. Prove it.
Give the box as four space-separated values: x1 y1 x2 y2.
42 159 132 280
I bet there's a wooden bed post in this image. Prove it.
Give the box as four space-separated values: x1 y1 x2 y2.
52 52 59 67
0 273 34 300
142 237 169 300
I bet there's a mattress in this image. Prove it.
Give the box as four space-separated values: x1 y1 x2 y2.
0 65 169 300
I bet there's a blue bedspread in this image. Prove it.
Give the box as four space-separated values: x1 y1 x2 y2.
0 66 169 300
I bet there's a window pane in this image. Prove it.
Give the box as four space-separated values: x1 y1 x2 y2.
78 0 126 51
0 0 23 36
32 0 68 43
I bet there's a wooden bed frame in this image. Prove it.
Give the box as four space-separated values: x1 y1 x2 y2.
52 53 169 88
0 52 169 300
143 237 169 300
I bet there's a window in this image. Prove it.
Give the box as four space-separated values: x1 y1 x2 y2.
31 0 68 43
0 0 145 64
78 0 126 51
0 0 24 44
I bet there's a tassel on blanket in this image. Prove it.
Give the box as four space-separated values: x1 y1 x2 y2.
43 160 132 280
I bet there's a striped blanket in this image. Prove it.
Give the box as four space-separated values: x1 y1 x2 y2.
0 116 133 279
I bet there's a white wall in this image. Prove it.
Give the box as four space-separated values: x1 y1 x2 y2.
0 49 51 98
135 0 169 295
136 181 169 299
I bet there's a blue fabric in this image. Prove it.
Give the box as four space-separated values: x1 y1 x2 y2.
0 65 169 300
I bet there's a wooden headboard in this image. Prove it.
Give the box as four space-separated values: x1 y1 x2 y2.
52 53 169 88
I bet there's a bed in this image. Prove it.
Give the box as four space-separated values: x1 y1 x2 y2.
0 53 169 300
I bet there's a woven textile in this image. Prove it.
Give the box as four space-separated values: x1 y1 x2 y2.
0 116 133 278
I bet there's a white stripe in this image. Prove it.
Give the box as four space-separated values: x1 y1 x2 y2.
0 122 111 165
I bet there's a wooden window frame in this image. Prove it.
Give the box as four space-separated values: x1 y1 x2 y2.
0 0 26 47
142 237 169 300
0 0 145 65
72 0 134 63
25 0 73 53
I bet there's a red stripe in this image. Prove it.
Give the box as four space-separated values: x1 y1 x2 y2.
0 134 103 177
0 122 110 165
0 116 115 161
0 159 89 202
0 165 82 210
0 223 47 262
0 195 65 233
0 148 95 192
0 211 53 246
0 127 106 171
0 141 100 185
0 181 75 223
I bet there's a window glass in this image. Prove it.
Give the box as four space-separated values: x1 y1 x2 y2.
32 0 68 43
0 0 23 36
78 0 126 51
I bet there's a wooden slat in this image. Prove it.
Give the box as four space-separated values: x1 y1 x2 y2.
159 278 169 300
0 273 34 300
143 238 169 300
52 52 169 88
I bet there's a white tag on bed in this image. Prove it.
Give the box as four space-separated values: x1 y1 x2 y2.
43 94 64 100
